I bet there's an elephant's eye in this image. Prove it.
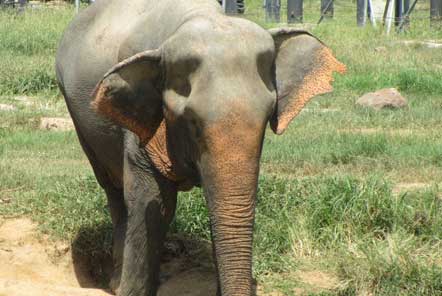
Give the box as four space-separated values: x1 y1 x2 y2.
166 56 201 98
169 76 192 98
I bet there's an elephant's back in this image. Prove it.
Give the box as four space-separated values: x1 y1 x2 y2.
55 0 139 188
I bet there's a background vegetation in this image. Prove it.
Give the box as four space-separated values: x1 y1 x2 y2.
1 0 441 294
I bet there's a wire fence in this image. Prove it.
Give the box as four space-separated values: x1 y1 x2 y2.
241 0 435 28
0 0 439 33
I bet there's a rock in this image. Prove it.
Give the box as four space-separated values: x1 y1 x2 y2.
0 104 16 111
40 117 74 131
356 88 407 110
396 40 442 49
392 182 429 195
374 46 387 53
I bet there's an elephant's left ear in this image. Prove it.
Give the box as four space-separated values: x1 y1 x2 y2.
269 28 346 135
91 49 163 144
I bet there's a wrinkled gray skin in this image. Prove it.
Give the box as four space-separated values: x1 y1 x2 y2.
56 0 344 295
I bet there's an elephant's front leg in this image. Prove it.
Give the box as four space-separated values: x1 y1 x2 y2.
118 149 177 296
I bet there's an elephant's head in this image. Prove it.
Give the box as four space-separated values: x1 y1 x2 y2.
92 17 345 296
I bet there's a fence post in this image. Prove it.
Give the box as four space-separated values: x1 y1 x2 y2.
224 0 238 14
403 0 410 27
395 0 403 26
18 0 26 12
320 0 334 19
431 0 442 25
367 0 376 26
385 0 395 34
357 0 367 26
287 0 303 23
398 0 417 31
274 0 281 22
265 0 281 22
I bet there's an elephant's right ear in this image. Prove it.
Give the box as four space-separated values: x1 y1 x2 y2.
91 49 163 144
269 29 346 135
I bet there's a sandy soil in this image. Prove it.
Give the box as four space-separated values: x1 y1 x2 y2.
0 218 338 296
0 218 218 296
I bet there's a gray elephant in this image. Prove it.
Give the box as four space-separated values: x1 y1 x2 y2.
55 0 345 295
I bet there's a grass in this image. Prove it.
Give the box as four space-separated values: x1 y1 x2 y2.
1 1 442 295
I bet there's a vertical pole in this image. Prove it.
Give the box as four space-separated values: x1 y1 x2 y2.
367 0 377 26
224 0 238 14
398 0 418 31
357 0 367 26
395 0 403 26
274 0 281 22
321 0 334 19
385 0 395 34
75 0 79 13
18 0 26 12
431 0 442 25
403 0 410 27
265 0 272 22
288 0 303 23
265 0 281 22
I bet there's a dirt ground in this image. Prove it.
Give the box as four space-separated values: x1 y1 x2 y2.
0 218 218 296
0 218 339 296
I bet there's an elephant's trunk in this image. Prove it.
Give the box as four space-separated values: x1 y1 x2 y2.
199 122 263 295
210 194 256 295
202 161 258 296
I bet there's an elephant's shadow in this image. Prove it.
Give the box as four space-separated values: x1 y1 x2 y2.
71 223 218 295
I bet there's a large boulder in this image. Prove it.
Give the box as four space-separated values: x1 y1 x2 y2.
356 88 408 110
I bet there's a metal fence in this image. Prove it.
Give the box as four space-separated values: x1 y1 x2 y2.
222 0 441 33
0 0 26 9
1 0 440 33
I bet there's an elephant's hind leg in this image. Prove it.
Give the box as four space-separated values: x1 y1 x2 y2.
119 146 177 296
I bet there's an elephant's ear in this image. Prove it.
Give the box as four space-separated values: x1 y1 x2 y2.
91 49 163 144
269 28 346 135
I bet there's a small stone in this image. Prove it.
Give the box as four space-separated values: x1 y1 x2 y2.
356 88 408 110
374 46 387 53
39 117 74 131
0 104 16 111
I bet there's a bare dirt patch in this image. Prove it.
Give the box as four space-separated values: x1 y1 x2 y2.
0 218 108 296
13 96 34 107
0 218 223 296
392 182 430 195
0 218 305 295
40 117 74 131
298 270 338 290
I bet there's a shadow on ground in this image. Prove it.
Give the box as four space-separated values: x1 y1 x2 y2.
71 223 218 296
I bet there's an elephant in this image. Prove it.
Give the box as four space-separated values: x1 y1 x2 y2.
55 0 345 295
